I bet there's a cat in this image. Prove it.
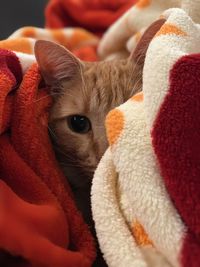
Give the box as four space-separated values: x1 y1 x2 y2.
35 44 142 180
34 18 165 267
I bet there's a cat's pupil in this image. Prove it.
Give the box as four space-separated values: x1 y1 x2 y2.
67 115 91 134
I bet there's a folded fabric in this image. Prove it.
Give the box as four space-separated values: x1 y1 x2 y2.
92 6 200 267
0 47 96 266
98 0 200 59
1 26 98 61
45 0 136 36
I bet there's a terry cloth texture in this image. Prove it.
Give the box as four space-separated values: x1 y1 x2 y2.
0 2 138 265
98 0 200 59
0 49 96 266
91 5 200 267
1 0 200 266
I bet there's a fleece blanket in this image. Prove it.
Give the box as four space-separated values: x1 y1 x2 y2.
91 4 200 267
0 0 139 265
98 0 200 59
0 32 98 267
1 0 200 266
3 27 99 61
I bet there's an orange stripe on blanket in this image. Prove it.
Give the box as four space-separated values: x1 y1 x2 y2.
69 29 98 49
136 0 151 8
132 220 153 246
0 39 33 54
52 29 98 50
51 29 69 48
131 92 143 102
135 31 142 43
156 23 187 37
106 109 124 146
21 27 36 38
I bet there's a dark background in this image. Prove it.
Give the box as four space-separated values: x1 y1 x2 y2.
0 0 48 39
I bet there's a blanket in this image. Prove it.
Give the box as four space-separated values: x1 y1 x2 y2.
91 3 200 267
45 0 137 35
1 0 200 266
3 27 99 61
0 1 138 265
0 33 96 267
98 0 200 59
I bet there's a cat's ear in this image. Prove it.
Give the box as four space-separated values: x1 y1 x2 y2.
129 18 166 66
34 40 83 88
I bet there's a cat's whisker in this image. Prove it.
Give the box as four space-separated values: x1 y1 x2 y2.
88 90 102 110
54 146 87 165
59 154 95 169
130 76 142 96
80 67 88 101
126 67 142 97
34 92 61 103
127 67 141 96
48 126 58 140
130 77 141 92
62 92 79 99
60 162 86 169
49 146 81 166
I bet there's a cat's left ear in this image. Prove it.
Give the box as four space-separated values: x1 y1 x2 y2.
129 18 166 66
34 40 83 89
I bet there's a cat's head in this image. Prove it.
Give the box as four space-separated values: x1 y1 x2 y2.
34 19 165 183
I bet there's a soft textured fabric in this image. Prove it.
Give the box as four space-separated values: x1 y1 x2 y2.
0 48 96 266
0 2 140 265
2 0 200 266
3 26 98 61
91 6 200 267
98 0 200 59
45 0 136 35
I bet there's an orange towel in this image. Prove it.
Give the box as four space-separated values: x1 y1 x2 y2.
0 49 96 267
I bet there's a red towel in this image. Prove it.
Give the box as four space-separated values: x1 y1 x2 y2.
45 0 136 35
0 49 96 267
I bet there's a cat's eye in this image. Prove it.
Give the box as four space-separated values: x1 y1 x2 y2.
67 115 91 134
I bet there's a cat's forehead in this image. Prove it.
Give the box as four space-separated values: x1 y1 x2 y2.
82 60 137 109
83 59 129 79
51 59 139 120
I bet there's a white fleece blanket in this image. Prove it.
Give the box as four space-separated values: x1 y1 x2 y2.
92 5 200 267
98 0 200 59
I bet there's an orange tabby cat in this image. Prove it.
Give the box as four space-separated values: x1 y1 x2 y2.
34 18 165 267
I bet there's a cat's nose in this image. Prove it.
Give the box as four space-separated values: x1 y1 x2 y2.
105 108 124 146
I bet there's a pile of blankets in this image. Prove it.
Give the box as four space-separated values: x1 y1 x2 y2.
1 0 200 266
0 1 136 266
45 0 136 35
92 1 200 267
0 47 96 267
